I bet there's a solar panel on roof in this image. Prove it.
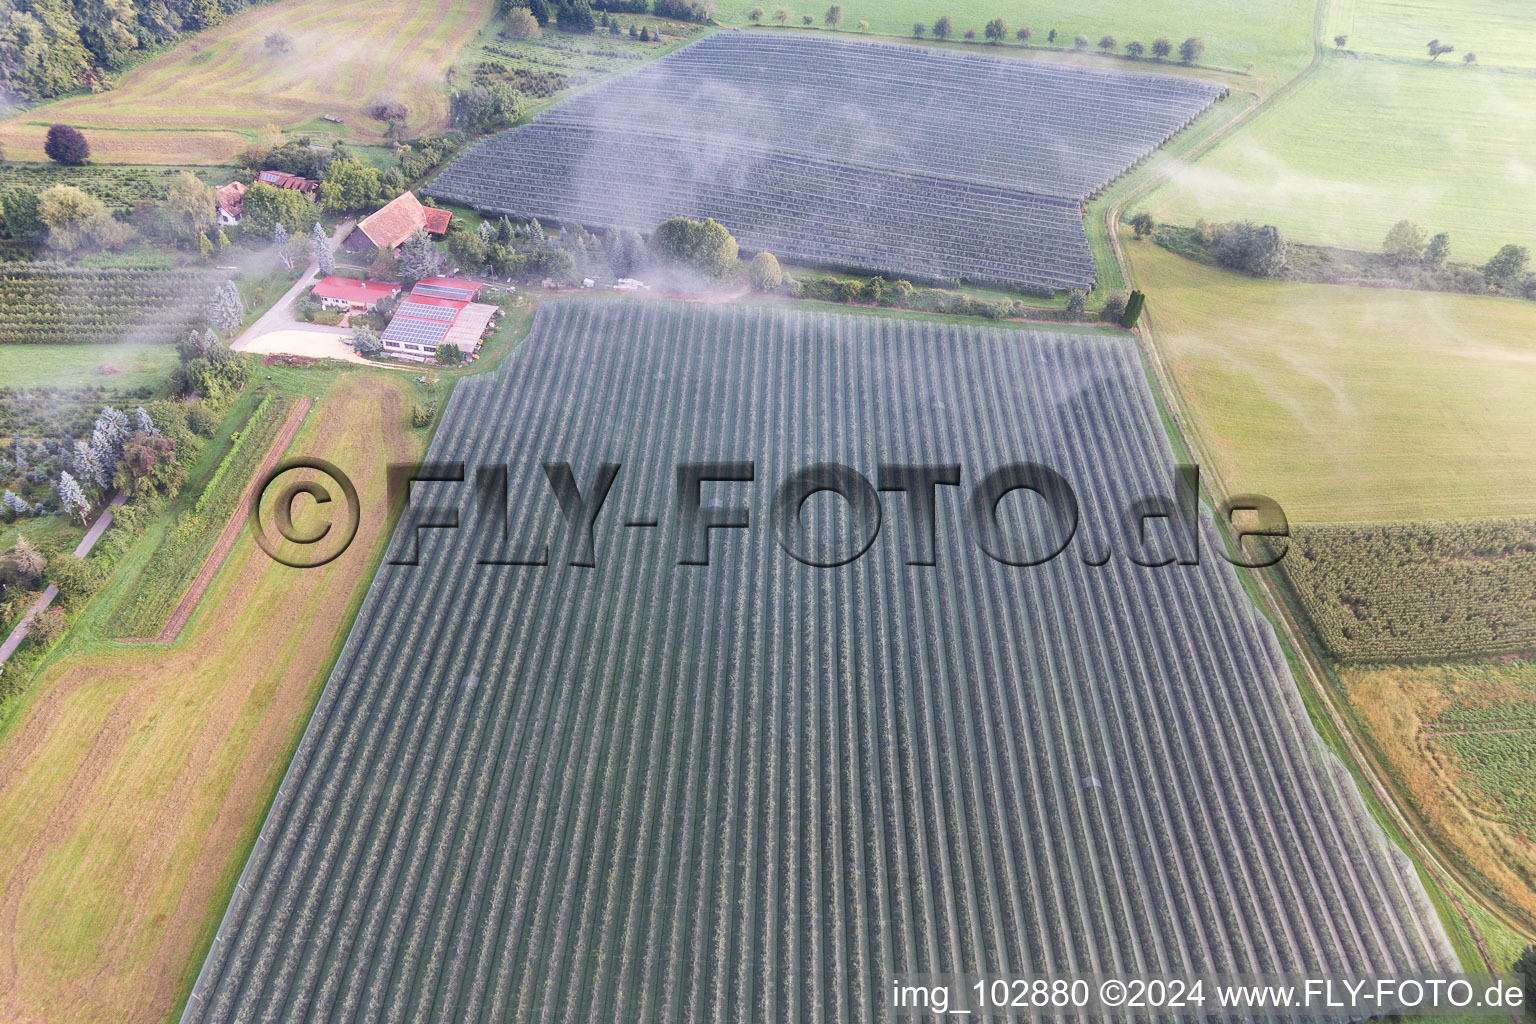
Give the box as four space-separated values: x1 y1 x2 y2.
394 301 458 322
382 318 451 345
412 283 476 300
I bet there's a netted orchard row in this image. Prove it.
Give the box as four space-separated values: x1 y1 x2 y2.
429 125 1097 291
539 32 1225 200
0 263 218 344
183 300 1451 1024
429 32 1223 291
1281 519 1536 662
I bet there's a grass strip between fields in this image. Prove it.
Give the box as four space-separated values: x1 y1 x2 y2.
105 396 291 639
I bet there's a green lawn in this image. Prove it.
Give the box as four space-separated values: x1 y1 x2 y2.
1146 54 1536 261
1132 242 1536 523
0 344 179 390
716 0 1315 80
1327 0 1536 70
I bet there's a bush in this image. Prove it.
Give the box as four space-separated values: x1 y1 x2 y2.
1100 292 1127 322
26 607 66 649
411 404 433 428
187 402 221 437
51 554 105 609
1212 220 1287 277
747 251 783 292
1514 945 1536 1010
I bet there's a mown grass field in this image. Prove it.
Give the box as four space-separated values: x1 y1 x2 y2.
1342 660 1536 926
0 371 425 1024
1327 0 1536 70
0 343 179 389
1132 243 1536 522
1147 55 1536 261
0 0 493 164
715 0 1314 80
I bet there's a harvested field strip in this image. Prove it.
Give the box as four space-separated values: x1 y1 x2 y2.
184 300 1452 1024
122 399 314 645
0 0 493 163
106 397 293 640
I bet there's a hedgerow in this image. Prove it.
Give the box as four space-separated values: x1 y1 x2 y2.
105 396 289 638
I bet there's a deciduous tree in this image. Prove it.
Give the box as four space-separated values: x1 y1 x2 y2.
1151 36 1172 59
165 170 215 243
1179 36 1205 63
36 185 132 252
984 18 1008 43
932 15 952 39
44 124 89 164
506 6 541 38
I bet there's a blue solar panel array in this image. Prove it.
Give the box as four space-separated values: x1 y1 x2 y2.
381 316 450 347
394 301 458 323
412 283 476 301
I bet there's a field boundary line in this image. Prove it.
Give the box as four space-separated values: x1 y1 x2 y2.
118 398 314 646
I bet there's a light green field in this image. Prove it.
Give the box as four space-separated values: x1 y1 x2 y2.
1132 243 1536 522
716 0 1315 80
0 0 493 164
1328 0 1536 69
0 344 179 390
1148 55 1536 261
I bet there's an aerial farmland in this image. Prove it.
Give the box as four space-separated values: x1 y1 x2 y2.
0 2 1532 1023
182 302 1452 1024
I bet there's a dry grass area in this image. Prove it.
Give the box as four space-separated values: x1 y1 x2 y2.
0 0 492 164
1344 661 1536 926
0 373 423 1024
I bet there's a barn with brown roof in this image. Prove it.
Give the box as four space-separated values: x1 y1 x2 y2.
341 192 451 253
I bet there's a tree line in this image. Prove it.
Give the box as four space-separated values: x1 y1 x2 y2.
745 6 1208 62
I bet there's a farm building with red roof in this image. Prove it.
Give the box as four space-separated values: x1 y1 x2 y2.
256 170 319 196
311 276 402 312
342 192 451 253
379 278 496 361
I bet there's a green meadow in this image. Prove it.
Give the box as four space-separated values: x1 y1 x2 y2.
1147 55 1536 261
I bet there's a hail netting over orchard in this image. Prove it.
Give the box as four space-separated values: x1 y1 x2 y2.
427 33 1225 292
183 301 1452 1024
